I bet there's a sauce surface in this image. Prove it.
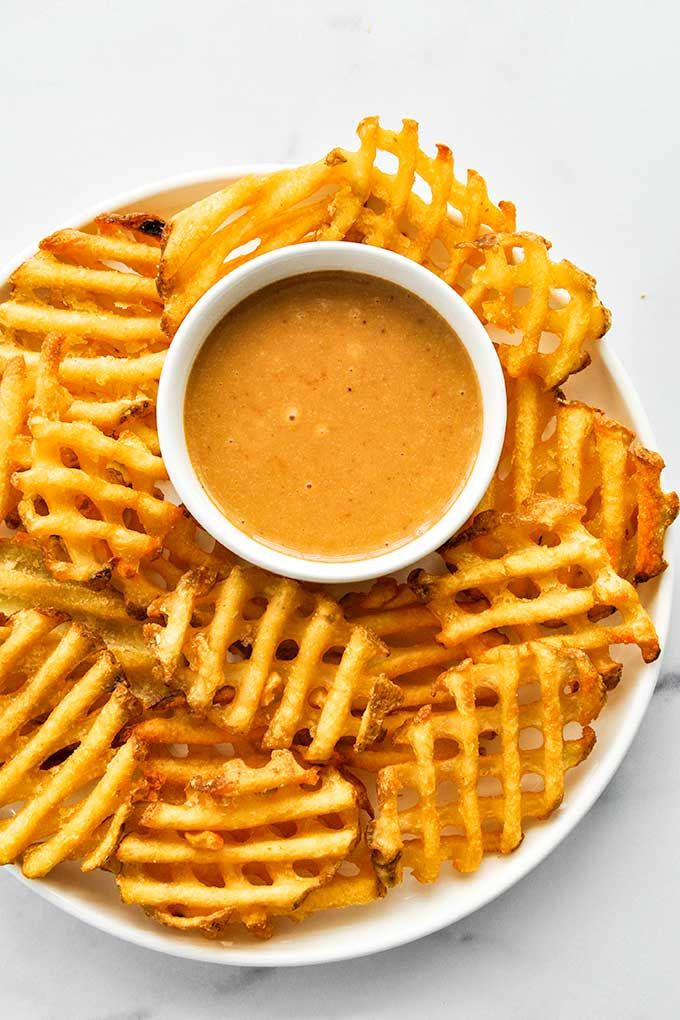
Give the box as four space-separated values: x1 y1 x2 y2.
184 271 483 560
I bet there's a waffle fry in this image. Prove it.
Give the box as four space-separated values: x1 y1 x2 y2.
158 122 609 391
483 375 678 582
113 508 235 619
455 233 611 388
0 609 142 877
345 118 515 269
369 642 605 884
0 215 165 358
13 333 181 585
159 116 514 335
14 416 180 583
411 498 659 688
0 538 161 704
290 841 385 923
158 126 377 336
0 216 167 492
0 357 30 522
338 580 507 773
145 566 400 760
342 578 502 702
116 710 365 938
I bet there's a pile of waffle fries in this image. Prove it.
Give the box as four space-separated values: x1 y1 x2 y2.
0 117 675 941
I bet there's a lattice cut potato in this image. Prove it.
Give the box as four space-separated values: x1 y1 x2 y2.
345 117 515 270
144 565 401 761
0 357 31 523
411 497 659 688
289 841 385 924
159 116 514 335
112 507 235 620
0 214 167 521
481 375 678 582
0 213 165 360
158 126 377 336
455 232 611 388
338 579 505 773
0 214 167 427
13 333 181 585
0 608 143 877
116 710 367 938
0 538 161 704
369 642 605 884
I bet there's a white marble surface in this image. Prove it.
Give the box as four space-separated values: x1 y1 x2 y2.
1 0 679 1016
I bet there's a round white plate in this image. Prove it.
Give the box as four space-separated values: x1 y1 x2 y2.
1 168 674 967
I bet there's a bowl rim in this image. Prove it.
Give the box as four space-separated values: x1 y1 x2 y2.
1 163 674 968
158 240 507 583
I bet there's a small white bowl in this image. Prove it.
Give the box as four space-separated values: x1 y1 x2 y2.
158 241 507 583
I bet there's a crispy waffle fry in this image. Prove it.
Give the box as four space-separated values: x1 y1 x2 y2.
455 233 611 388
339 579 506 773
290 841 385 923
0 215 165 359
159 117 513 335
145 566 400 760
369 642 605 884
14 416 180 583
342 578 502 704
411 498 659 688
0 357 30 522
116 711 365 938
0 216 167 484
0 609 142 877
113 508 235 619
29 332 164 436
0 538 161 703
483 375 678 582
159 124 378 336
345 118 515 267
13 334 181 585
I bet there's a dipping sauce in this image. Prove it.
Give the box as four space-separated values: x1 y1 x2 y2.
184 271 483 560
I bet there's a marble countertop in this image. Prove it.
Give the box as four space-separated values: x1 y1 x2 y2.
1 1 678 1016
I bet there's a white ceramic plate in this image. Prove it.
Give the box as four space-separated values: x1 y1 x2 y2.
1 167 674 967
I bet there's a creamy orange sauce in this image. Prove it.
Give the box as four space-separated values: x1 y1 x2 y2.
184 271 482 560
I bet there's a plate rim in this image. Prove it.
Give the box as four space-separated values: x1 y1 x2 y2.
1 165 674 967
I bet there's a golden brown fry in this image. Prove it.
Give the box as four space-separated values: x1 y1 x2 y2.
0 357 30 521
144 565 400 760
112 507 235 619
159 128 377 335
0 215 167 457
157 122 610 392
31 333 160 433
2 218 165 359
338 580 506 772
483 375 678 582
13 334 181 584
411 497 659 687
369 642 604 884
158 116 513 335
0 609 143 877
342 578 502 704
0 537 161 704
14 416 180 584
290 841 385 922
455 233 611 388
347 117 515 268
116 712 365 938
